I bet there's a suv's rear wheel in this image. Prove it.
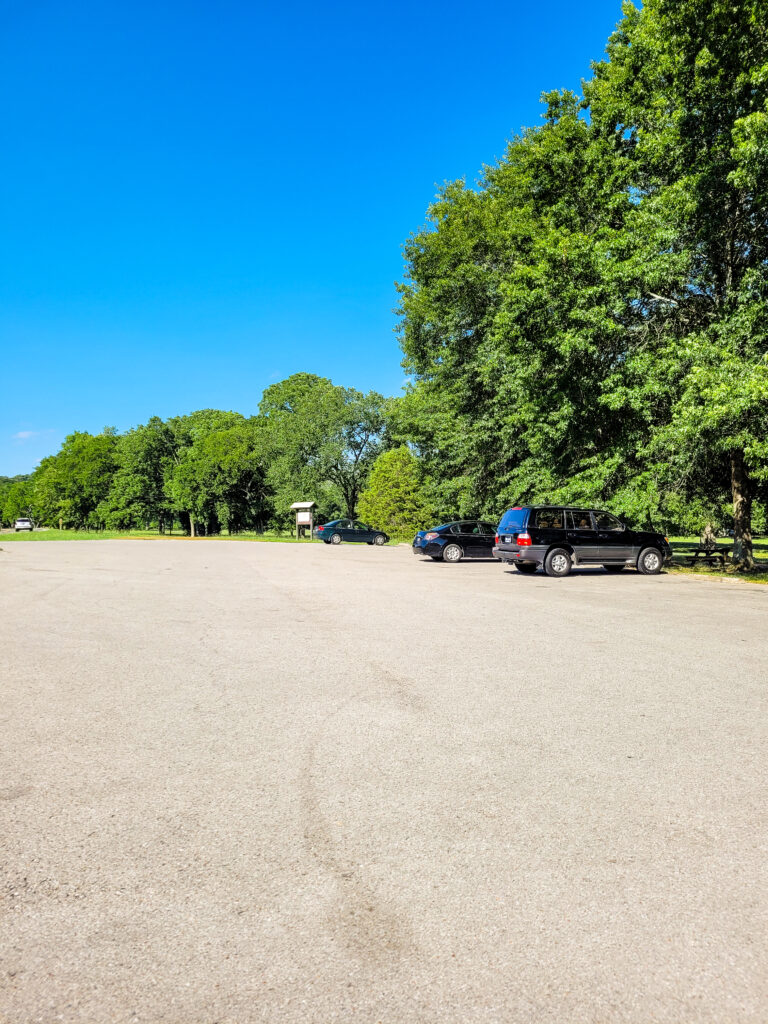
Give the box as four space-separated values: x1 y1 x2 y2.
515 562 538 574
544 548 572 577
637 547 662 574
443 543 463 563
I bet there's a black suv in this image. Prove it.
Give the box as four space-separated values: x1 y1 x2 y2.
493 506 672 577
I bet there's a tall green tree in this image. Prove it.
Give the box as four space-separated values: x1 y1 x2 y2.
397 90 654 519
164 409 248 535
165 418 270 535
0 475 32 526
32 429 119 528
259 373 387 520
586 0 768 566
98 417 175 529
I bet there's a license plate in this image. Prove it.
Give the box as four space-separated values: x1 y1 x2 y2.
504 536 512 543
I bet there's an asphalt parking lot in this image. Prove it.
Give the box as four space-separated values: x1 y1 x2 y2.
1 539 766 1023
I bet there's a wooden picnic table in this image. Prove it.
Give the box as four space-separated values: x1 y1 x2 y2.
685 544 731 567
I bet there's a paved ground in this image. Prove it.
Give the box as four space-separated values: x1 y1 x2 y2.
1 540 766 1024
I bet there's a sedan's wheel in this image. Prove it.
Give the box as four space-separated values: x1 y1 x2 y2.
604 564 625 573
330 533 342 545
443 543 463 563
637 547 662 575
374 534 386 546
515 562 538 574
544 547 572 577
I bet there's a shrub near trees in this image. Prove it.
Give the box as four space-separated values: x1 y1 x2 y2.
357 446 435 539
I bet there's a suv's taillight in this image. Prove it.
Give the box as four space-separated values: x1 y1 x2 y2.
517 531 532 546
495 534 500 545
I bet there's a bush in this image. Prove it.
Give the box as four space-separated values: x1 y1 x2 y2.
357 446 434 537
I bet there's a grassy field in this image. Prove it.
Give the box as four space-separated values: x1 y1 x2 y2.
0 529 318 543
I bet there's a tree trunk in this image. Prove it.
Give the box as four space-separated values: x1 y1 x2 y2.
731 450 754 569
189 515 196 538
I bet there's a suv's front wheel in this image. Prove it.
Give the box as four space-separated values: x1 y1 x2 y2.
637 547 663 575
544 548 572 578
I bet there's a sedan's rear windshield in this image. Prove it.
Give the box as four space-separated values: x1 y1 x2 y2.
498 508 529 532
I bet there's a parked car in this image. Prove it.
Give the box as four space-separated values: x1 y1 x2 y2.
14 518 34 532
412 520 499 562
493 506 673 577
314 519 389 546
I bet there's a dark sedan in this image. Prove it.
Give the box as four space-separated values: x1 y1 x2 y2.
412 520 499 563
314 519 389 546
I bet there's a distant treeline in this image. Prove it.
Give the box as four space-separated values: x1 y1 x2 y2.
0 376 394 537
4 2 768 565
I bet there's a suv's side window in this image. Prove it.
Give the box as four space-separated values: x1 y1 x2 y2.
593 511 623 532
566 511 593 530
480 522 496 535
534 508 565 530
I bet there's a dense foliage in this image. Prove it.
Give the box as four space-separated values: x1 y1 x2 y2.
4 3 767 564
395 0 768 566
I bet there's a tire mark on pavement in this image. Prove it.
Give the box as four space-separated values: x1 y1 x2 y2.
299 679 423 966
0 785 33 801
248 556 428 963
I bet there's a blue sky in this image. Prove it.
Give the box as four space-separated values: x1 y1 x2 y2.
1 0 624 475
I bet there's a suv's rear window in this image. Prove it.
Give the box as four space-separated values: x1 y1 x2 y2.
499 508 529 532
534 508 565 529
